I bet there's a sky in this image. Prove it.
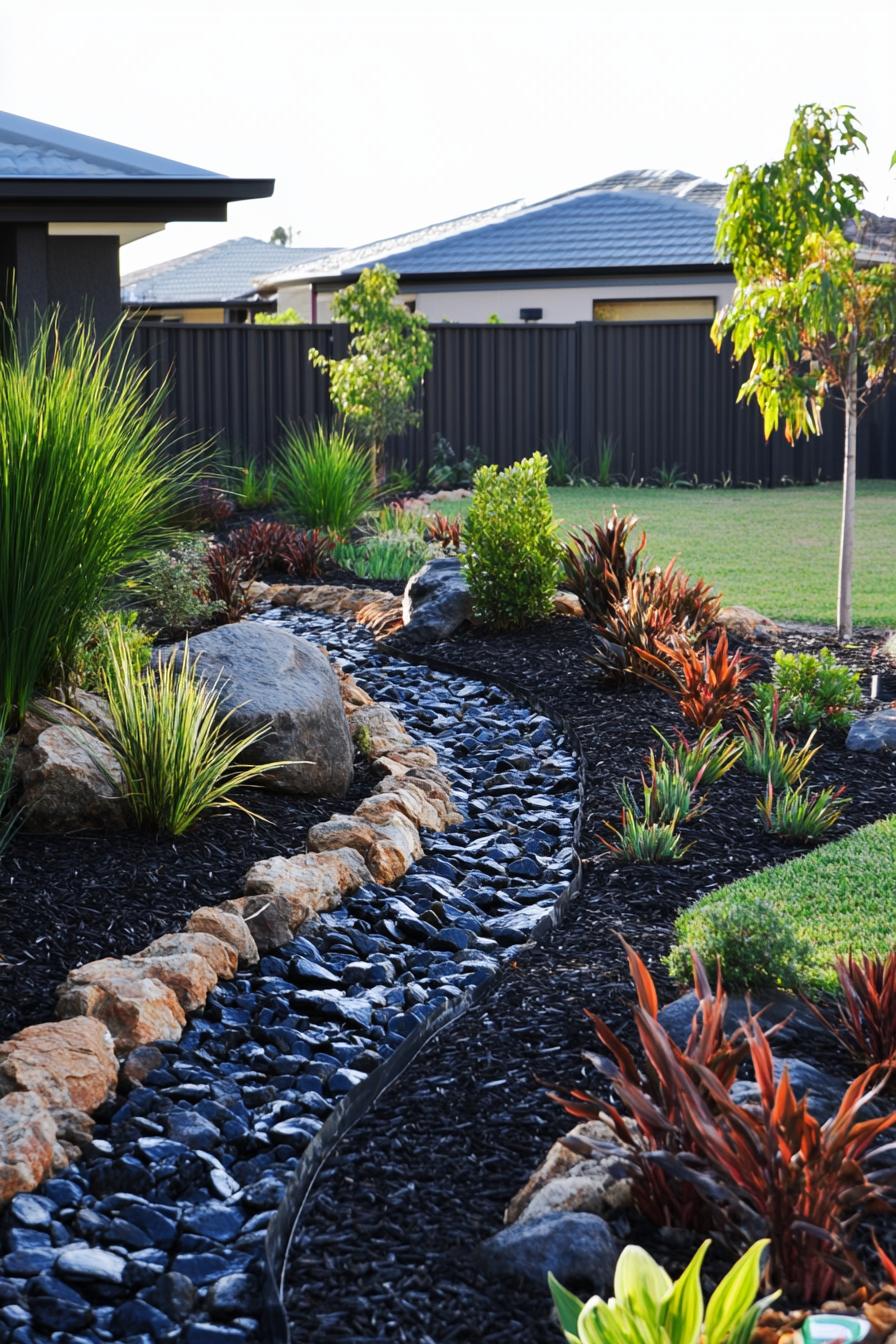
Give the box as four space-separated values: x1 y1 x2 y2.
3 0 896 276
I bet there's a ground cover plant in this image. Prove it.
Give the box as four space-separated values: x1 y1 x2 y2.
0 314 189 729
670 814 896 991
452 482 896 625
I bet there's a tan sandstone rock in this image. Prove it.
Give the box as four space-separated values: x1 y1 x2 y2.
379 745 439 773
504 1119 631 1225
57 960 187 1054
0 1017 118 1114
356 783 444 833
21 724 128 832
0 1092 59 1202
351 704 412 758
306 813 419 884
553 590 585 619
186 906 259 967
221 893 294 953
718 605 782 642
242 847 370 927
136 931 238 981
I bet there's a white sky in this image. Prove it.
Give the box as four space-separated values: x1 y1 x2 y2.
3 0 895 275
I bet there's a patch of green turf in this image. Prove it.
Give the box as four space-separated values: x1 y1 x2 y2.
669 816 896 992
449 481 896 627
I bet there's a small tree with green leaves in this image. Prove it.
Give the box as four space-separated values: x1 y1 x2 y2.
309 264 432 476
712 104 896 638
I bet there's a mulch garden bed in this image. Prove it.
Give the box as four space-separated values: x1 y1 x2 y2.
0 759 376 1038
283 616 896 1344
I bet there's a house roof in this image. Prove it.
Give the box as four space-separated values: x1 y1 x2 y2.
121 237 336 307
256 170 728 290
0 110 273 221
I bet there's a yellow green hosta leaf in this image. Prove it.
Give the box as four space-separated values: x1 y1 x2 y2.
659 1240 708 1344
614 1245 673 1330
704 1241 774 1344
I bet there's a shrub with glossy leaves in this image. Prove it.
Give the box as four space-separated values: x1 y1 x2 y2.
461 453 561 630
667 894 811 991
550 1240 778 1344
754 648 861 733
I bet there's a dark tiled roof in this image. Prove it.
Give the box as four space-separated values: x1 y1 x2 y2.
121 237 336 305
0 109 224 179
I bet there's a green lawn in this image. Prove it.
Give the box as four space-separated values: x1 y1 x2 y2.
669 816 896 993
450 481 896 628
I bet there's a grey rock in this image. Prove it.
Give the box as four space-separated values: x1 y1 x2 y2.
401 556 473 642
657 991 831 1054
847 708 896 753
730 1056 851 1125
56 1244 127 1284
481 1211 616 1289
165 622 353 795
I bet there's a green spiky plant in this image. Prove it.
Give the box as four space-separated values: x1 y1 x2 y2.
0 313 192 731
277 422 378 535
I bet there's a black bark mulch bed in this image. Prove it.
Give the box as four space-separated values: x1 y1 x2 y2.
0 760 376 1038
283 618 896 1344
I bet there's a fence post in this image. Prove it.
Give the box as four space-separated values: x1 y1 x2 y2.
575 321 595 472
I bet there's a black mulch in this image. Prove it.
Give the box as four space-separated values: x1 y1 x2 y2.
283 618 896 1344
0 760 376 1037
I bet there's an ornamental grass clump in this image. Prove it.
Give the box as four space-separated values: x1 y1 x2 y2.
99 628 290 835
653 723 744 788
757 779 848 842
462 452 561 630
277 422 377 534
0 314 190 730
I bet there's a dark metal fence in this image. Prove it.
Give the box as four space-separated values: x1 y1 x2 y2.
125 319 896 483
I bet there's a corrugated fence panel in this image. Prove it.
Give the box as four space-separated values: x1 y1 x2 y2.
124 319 895 481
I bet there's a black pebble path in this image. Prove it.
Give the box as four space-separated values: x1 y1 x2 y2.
284 618 896 1344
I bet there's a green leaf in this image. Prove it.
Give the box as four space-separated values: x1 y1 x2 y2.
614 1245 673 1327
549 1273 585 1341
704 1240 769 1344
660 1240 708 1344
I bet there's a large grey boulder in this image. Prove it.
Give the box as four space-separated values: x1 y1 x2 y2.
401 555 472 642
846 708 896 753
481 1211 617 1289
20 724 128 832
168 623 353 796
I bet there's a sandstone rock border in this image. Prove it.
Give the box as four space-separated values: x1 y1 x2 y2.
0 637 460 1204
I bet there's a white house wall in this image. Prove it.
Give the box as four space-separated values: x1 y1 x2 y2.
275 275 734 324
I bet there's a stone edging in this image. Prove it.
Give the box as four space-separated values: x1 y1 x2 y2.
0 648 461 1206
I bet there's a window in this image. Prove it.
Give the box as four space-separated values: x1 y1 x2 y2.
592 297 716 322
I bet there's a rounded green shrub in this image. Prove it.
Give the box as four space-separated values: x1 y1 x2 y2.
461 452 561 630
667 894 811 991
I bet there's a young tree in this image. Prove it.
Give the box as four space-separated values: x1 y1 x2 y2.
309 264 433 478
712 105 896 638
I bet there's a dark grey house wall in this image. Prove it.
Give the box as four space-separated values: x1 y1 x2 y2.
0 224 121 337
123 319 896 484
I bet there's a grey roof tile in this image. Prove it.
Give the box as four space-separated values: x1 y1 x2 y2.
0 108 224 179
121 237 335 305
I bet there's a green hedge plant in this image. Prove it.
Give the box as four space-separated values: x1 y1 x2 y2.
461 452 560 630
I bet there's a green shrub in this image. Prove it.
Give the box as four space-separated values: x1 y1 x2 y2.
753 648 861 732
461 453 561 630
667 894 811 990
139 541 223 631
0 314 189 730
333 534 430 582
277 423 377 534
100 628 289 835
71 611 153 694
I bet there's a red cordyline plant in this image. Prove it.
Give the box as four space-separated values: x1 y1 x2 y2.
650 1020 896 1301
640 559 723 647
552 942 758 1229
806 949 896 1068
205 546 254 621
426 511 463 550
562 511 646 624
639 630 760 729
223 520 333 579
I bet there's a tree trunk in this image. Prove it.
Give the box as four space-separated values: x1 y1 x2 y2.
836 333 858 640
